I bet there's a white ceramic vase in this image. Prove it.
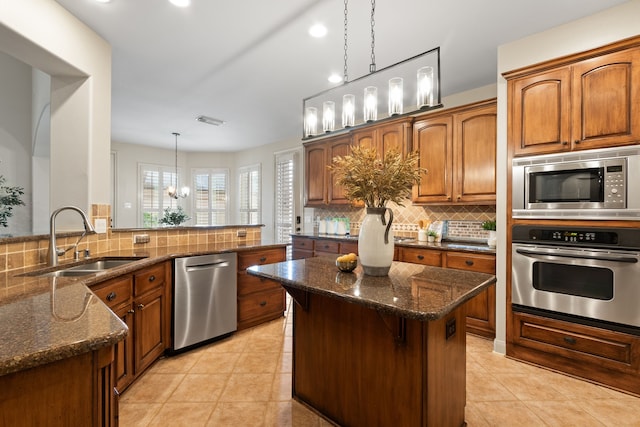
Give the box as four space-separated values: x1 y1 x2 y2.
487 230 497 248
358 207 394 276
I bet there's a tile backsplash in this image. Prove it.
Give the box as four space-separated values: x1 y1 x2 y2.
309 203 495 241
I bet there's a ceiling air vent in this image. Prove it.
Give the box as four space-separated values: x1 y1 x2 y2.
196 115 225 126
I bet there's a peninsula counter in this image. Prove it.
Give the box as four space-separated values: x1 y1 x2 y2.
248 256 496 427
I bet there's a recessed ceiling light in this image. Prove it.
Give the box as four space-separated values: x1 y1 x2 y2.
328 73 342 84
169 0 190 7
309 23 327 38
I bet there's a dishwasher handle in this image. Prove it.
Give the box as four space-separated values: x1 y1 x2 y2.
185 261 230 272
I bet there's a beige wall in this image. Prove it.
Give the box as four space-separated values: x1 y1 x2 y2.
0 0 111 230
493 0 640 353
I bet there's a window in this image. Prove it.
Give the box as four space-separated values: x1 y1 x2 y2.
193 168 229 225
238 164 261 224
139 163 179 227
274 151 296 244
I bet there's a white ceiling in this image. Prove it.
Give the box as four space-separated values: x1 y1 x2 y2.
55 0 628 152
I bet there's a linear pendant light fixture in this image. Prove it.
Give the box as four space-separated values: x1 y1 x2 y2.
302 0 441 139
167 132 190 199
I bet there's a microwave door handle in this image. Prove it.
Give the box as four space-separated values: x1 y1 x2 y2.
515 248 638 264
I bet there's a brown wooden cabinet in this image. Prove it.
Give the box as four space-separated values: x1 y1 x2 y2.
510 310 640 395
304 134 353 206
351 117 411 157
412 100 496 204
291 235 359 260
92 261 171 393
237 247 287 330
508 45 640 156
399 246 496 338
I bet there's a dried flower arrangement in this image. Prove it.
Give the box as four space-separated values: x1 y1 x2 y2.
329 145 426 208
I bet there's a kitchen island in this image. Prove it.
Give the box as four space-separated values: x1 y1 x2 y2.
248 256 496 427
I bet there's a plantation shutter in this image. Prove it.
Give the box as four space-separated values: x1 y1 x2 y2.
275 152 295 244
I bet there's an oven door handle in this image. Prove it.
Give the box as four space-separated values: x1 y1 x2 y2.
515 248 639 263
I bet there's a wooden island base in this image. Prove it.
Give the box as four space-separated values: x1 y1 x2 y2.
287 287 467 427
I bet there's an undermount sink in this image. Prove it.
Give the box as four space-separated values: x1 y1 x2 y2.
22 258 141 278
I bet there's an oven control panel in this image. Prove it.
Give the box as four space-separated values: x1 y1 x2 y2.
513 225 640 249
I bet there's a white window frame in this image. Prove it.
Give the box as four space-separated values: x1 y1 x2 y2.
274 150 299 245
192 168 229 225
238 163 261 225
138 162 180 227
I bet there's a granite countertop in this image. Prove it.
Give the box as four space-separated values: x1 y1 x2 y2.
292 233 496 254
0 240 287 377
247 256 496 321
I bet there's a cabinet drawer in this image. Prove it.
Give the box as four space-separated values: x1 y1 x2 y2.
340 241 358 255
238 248 286 270
513 311 638 368
292 249 314 260
238 272 282 296
445 252 495 274
400 248 442 266
238 288 286 321
314 240 340 255
92 276 132 309
293 238 314 250
134 264 166 296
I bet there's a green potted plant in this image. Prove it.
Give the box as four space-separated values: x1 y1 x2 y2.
0 175 25 228
481 219 497 248
426 229 438 243
159 206 190 226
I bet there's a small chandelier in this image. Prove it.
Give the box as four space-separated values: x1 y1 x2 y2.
167 132 190 199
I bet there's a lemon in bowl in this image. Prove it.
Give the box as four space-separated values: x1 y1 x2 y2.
336 253 358 272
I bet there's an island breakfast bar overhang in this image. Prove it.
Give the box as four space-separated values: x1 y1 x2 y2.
248 256 496 427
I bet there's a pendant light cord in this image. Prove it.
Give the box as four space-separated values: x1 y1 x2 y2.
369 0 376 73
343 0 349 83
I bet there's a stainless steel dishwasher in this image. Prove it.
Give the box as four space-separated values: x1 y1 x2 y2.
172 253 237 351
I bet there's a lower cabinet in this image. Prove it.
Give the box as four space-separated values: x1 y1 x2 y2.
237 247 287 330
399 247 496 339
92 261 171 394
510 310 640 395
291 235 359 260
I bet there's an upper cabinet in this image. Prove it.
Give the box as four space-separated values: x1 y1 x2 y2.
412 100 496 204
507 43 640 157
304 134 353 207
351 117 412 158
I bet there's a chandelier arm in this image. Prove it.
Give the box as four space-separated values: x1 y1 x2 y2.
369 0 376 73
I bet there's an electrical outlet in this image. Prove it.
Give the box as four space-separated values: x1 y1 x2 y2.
445 318 456 340
134 234 150 244
237 229 247 238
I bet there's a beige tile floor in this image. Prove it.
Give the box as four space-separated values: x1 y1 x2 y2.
120 299 640 427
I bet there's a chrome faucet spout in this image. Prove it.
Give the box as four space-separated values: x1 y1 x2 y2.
48 206 96 267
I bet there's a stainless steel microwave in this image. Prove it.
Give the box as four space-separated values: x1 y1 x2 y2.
512 145 640 219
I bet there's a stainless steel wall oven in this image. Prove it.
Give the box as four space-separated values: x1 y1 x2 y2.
512 225 640 333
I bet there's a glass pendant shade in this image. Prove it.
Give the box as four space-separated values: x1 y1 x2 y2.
417 66 434 108
363 86 378 122
342 94 355 127
304 107 318 136
388 77 403 115
322 101 335 132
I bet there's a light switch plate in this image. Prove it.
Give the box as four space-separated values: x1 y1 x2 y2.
94 218 107 234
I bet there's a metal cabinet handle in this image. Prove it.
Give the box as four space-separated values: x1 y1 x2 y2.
465 260 474 266
128 309 135 314
106 292 117 301
563 336 577 345
574 140 580 144
457 195 461 200
417 255 424 260
137 303 145 310
260 301 267 307
259 257 267 263
148 275 156 282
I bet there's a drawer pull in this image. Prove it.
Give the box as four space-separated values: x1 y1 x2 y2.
259 257 267 263
260 301 267 307
563 336 577 345
417 255 424 260
106 292 117 301
465 260 474 266
128 309 135 314
148 275 156 282
137 303 145 310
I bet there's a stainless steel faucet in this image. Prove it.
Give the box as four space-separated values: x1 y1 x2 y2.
47 206 96 266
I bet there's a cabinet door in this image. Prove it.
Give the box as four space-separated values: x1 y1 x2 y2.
134 287 166 373
511 68 572 156
292 236 314 259
113 304 135 393
571 47 640 150
412 116 453 203
305 143 327 206
453 104 497 203
352 129 376 151
326 136 353 205
378 121 409 157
